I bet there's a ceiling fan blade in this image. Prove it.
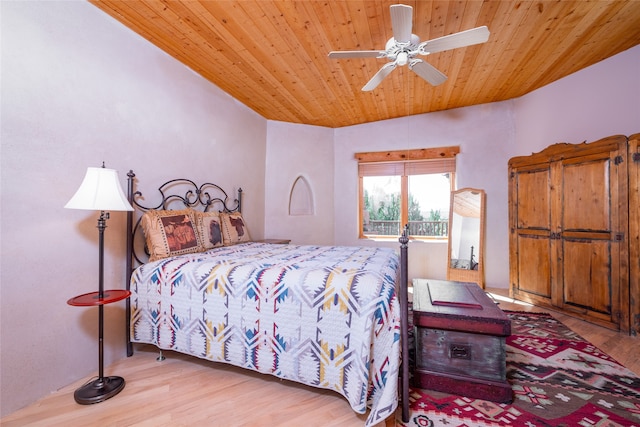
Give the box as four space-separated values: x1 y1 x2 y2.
420 26 490 54
410 60 447 86
390 4 413 44
362 62 397 91
328 50 385 59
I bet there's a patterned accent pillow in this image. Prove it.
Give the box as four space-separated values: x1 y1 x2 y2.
195 211 225 250
141 209 203 261
220 212 251 245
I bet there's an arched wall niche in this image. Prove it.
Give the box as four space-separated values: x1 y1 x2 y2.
289 175 315 216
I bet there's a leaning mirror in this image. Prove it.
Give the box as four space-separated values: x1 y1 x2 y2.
447 188 486 288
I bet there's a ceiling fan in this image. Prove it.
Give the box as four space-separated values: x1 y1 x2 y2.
328 4 490 91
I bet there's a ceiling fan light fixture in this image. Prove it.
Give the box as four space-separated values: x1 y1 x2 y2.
397 51 409 66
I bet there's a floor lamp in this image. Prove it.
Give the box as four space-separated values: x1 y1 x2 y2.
65 164 133 404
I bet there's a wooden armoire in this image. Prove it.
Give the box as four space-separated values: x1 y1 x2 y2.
508 134 639 335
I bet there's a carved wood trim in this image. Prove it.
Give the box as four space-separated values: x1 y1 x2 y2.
354 146 460 162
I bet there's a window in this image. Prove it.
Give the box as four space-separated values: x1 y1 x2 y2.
356 146 459 238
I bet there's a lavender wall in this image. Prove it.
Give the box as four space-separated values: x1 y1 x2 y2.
1 1 266 416
2 0 638 419
332 45 639 289
333 102 516 286
514 44 640 153
264 121 335 244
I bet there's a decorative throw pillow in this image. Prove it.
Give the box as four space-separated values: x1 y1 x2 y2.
220 212 251 245
141 209 203 261
196 211 225 250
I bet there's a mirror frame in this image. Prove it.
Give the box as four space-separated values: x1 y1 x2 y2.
446 187 486 288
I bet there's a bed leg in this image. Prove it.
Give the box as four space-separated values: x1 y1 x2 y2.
399 225 410 423
157 349 165 362
126 170 135 358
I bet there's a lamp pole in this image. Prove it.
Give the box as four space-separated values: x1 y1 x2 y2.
65 165 132 405
97 211 108 383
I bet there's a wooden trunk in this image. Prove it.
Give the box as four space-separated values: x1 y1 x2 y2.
412 279 512 403
508 134 640 335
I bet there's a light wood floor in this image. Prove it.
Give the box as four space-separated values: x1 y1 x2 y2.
2 288 638 427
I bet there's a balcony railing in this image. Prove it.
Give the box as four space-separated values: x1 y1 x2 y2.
364 220 448 237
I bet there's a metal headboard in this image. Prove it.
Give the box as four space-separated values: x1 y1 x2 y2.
124 169 242 356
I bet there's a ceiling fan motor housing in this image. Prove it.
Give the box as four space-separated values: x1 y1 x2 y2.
385 34 421 65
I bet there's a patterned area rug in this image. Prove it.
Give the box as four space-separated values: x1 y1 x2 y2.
398 311 640 426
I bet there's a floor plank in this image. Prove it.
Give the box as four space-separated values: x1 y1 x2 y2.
2 288 637 426
1 345 379 427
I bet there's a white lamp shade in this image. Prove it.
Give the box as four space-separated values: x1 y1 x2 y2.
65 167 133 211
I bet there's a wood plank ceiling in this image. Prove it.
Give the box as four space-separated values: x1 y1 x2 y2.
90 1 640 128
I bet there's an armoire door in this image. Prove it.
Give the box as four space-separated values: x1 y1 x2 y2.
629 134 640 335
509 162 554 307
555 140 628 330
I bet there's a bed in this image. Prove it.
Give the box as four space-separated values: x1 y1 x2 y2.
124 171 410 426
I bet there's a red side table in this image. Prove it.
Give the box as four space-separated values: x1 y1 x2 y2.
68 289 130 307
67 289 131 404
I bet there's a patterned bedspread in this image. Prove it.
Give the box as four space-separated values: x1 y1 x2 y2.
130 242 401 426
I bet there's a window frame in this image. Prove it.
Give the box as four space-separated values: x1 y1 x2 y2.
355 146 460 239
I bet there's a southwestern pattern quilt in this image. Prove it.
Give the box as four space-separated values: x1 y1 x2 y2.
130 242 401 426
